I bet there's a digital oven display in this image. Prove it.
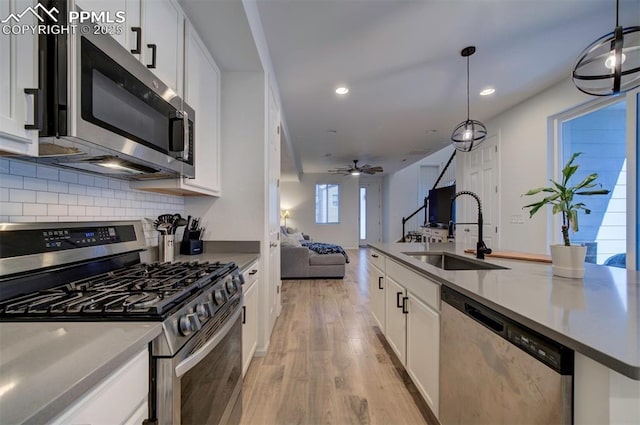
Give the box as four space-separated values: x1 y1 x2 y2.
0 225 136 259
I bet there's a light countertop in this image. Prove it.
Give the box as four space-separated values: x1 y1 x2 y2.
0 322 161 425
369 242 640 380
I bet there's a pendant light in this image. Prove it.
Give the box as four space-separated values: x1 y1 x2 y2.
451 46 487 152
572 0 640 96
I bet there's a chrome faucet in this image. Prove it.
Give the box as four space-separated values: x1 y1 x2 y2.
447 191 492 259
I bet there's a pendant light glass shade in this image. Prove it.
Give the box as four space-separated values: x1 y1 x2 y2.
451 46 487 152
572 0 640 96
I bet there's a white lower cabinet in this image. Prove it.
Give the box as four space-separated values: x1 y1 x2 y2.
368 263 386 332
385 276 407 365
406 292 440 416
50 349 149 425
242 263 260 376
374 257 440 418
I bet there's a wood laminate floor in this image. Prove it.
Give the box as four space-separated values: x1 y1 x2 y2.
240 248 433 425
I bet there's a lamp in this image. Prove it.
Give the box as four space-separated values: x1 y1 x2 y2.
572 0 640 96
451 46 487 152
280 210 290 227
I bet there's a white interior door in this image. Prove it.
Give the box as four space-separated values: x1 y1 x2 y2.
268 87 282 327
458 134 500 251
360 182 382 246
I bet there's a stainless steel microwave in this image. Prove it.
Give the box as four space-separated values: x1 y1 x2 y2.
31 0 195 179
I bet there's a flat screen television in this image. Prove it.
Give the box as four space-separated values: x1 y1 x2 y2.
428 185 456 226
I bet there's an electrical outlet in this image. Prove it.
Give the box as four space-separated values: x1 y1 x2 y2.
511 213 525 224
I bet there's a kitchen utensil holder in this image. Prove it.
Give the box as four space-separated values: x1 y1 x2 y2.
159 234 175 262
180 239 203 255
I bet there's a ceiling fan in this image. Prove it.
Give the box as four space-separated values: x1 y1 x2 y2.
329 160 384 176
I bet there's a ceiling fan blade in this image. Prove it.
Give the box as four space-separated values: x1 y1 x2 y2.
361 169 377 174
368 166 384 172
359 164 373 169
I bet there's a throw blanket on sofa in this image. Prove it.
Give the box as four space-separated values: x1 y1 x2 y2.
301 241 350 263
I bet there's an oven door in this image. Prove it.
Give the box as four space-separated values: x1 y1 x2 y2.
153 302 243 425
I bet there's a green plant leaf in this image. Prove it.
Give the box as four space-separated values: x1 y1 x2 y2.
576 189 610 196
523 187 555 196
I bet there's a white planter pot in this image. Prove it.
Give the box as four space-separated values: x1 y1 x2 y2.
549 244 587 278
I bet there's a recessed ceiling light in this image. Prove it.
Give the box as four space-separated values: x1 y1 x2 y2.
425 129 437 134
335 87 349 95
480 87 495 96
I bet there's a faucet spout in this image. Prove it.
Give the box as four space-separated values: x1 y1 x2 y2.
449 191 492 259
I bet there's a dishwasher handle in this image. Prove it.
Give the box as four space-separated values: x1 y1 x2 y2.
465 303 504 334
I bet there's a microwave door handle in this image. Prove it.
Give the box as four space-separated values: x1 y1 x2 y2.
182 110 189 162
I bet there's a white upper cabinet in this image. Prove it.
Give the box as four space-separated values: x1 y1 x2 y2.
73 0 141 53
0 0 39 156
140 0 183 96
183 23 221 195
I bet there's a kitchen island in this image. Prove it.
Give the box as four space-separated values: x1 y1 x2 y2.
369 242 640 424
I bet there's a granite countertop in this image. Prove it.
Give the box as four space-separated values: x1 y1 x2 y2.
370 242 640 380
0 322 161 425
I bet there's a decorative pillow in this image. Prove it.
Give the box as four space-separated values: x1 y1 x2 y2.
288 231 304 241
281 233 302 247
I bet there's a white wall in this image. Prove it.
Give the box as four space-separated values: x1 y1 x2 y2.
456 78 592 253
382 145 455 242
280 173 359 249
185 72 266 241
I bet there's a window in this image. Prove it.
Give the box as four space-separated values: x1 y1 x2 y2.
556 99 627 265
360 187 367 240
315 184 340 223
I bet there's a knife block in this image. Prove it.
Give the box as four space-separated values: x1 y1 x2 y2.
180 239 203 255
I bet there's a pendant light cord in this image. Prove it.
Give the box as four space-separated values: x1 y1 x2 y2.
615 0 619 27
466 55 470 121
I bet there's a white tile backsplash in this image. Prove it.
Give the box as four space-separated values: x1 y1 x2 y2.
1 159 185 247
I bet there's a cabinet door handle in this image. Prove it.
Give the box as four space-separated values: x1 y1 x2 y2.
130 27 142 54
147 44 157 68
371 254 379 258
249 270 258 275
402 297 409 314
242 306 246 324
24 88 42 130
378 276 383 290
396 291 403 308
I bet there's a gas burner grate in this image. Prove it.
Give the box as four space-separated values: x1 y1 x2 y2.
0 261 237 319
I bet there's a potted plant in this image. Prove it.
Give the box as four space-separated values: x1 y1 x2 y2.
523 152 610 278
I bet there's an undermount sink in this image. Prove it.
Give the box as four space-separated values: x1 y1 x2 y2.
402 252 508 271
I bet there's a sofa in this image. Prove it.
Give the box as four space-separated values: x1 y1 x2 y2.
280 228 346 279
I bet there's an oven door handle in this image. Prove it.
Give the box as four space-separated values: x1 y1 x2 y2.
174 306 242 378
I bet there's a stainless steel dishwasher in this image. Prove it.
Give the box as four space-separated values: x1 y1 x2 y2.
440 286 574 425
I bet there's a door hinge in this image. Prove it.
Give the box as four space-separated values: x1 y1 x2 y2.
495 145 497 153
495 185 498 193
277 178 280 188
495 226 498 233
277 285 280 294
277 125 280 134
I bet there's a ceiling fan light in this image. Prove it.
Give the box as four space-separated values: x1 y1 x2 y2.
350 170 360 176
572 0 640 97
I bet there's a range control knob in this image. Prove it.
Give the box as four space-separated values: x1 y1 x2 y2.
235 272 245 286
226 279 237 295
196 303 212 321
214 289 226 305
178 313 202 336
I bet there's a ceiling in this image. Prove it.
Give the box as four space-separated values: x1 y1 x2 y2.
183 0 637 179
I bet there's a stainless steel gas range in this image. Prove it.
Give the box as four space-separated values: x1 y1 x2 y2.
0 221 243 425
